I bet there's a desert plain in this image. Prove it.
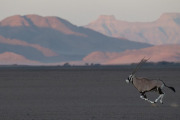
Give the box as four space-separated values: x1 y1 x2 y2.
0 66 179 120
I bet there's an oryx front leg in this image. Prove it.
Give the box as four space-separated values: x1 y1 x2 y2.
140 95 154 103
146 99 155 104
140 92 155 104
140 92 147 100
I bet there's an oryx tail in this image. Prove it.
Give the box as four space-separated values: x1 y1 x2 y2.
165 85 176 92
165 84 176 92
160 80 176 92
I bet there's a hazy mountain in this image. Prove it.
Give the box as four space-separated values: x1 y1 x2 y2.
83 44 180 64
85 13 180 45
0 52 40 65
0 15 151 64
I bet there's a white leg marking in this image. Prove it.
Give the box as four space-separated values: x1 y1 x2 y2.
147 99 154 104
155 94 165 104
160 94 165 104
155 95 162 103
140 95 146 100
140 95 154 103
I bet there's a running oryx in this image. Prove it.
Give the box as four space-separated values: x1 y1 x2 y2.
126 58 175 104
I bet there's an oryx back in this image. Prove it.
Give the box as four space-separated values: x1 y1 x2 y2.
133 77 163 92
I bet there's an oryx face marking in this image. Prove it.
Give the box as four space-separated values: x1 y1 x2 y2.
126 74 133 83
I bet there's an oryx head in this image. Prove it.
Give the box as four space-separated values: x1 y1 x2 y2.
126 74 134 83
126 57 150 84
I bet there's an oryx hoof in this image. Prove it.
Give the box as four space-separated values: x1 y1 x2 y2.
150 101 155 104
160 100 163 104
140 96 144 99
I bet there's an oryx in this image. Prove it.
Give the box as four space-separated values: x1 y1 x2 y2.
126 58 175 104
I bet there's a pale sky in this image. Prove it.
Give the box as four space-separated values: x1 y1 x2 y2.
0 0 180 26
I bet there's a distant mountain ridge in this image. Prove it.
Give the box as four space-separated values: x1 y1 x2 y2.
85 13 180 45
0 14 150 65
82 44 180 65
0 15 85 36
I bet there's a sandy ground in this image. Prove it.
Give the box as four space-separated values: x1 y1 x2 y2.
0 67 179 120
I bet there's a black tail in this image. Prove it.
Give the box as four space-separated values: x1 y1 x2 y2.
165 84 176 92
160 79 176 92
166 86 176 92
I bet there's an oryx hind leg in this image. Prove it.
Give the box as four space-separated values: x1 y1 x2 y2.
160 93 165 104
155 87 165 104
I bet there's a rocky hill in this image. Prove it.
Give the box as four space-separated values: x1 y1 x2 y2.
85 13 180 45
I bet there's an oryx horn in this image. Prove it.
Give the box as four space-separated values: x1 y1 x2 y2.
132 57 150 74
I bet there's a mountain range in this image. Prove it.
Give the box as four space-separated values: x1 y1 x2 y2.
85 13 180 45
0 14 150 65
82 44 180 65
